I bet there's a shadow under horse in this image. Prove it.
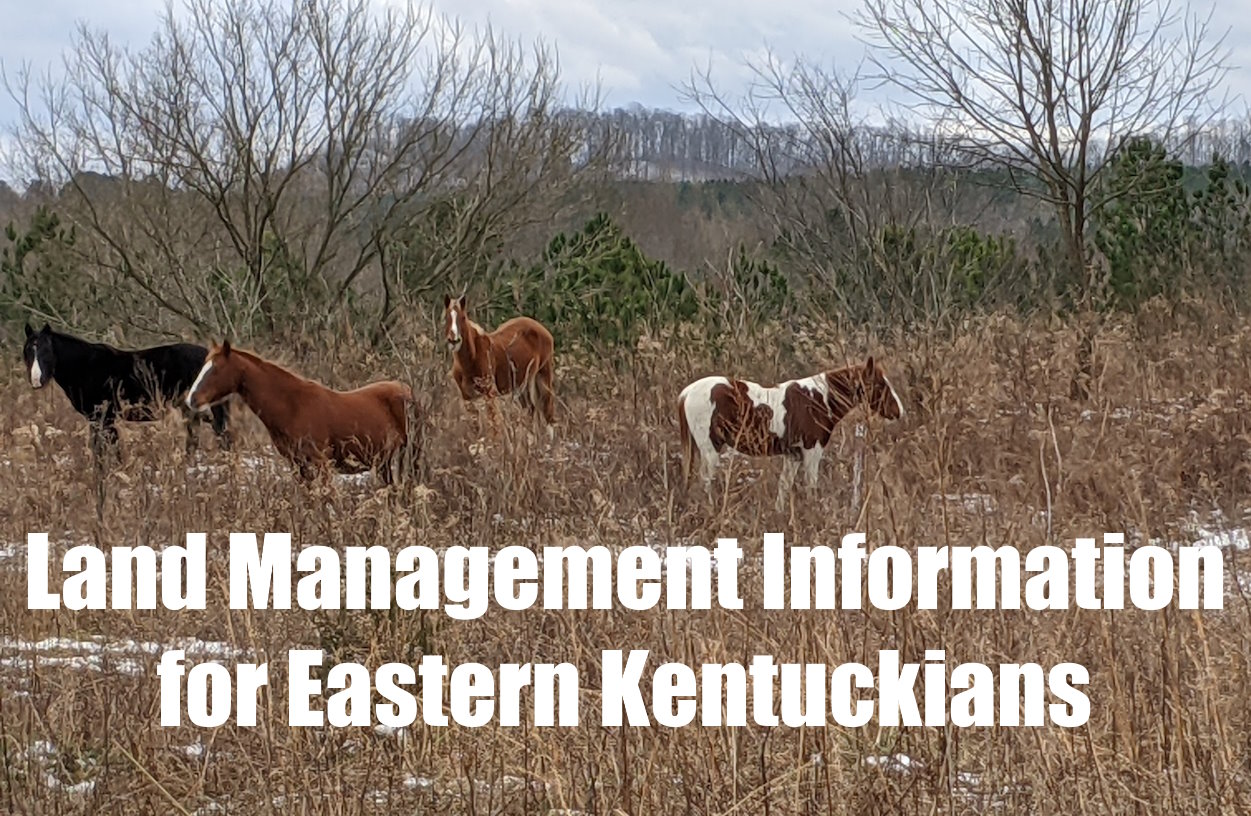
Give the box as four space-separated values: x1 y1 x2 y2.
23 323 232 469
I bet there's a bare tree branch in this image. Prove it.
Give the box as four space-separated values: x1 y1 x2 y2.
3 0 610 337
854 0 1232 283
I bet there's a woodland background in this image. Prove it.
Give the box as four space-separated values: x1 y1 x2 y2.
3 1 1251 814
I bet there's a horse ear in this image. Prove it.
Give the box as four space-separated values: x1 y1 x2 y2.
221 339 232 356
41 323 50 334
443 294 451 308
864 355 875 374
24 323 33 338
457 294 466 310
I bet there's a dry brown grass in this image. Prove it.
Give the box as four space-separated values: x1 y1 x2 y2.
2 306 1251 815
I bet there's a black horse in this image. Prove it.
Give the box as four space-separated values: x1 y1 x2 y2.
22 323 232 462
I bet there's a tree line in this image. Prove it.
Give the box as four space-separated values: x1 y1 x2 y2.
0 0 1245 360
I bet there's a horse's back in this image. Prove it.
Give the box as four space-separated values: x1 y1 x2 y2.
343 380 414 434
379 381 415 411
495 316 554 353
678 376 734 433
678 378 732 432
137 341 206 356
679 375 734 406
348 380 411 401
132 345 210 395
680 374 791 455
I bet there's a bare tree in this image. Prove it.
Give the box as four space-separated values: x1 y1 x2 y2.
683 51 997 326
855 0 1231 287
5 0 608 338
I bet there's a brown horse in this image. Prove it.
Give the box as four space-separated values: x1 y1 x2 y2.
677 356 903 511
442 293 556 434
185 341 419 484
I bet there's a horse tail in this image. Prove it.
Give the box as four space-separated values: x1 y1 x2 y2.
677 391 695 487
395 386 424 483
521 352 556 427
526 356 541 413
539 339 556 425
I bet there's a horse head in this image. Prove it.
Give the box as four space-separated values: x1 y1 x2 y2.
186 340 242 412
442 291 468 352
859 356 904 421
22 323 54 389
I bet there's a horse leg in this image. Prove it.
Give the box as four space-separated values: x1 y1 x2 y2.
296 460 330 489
520 375 541 442
290 445 322 485
526 397 549 446
468 399 491 442
384 435 417 487
538 361 556 441
180 405 200 456
776 456 800 513
802 446 823 494
392 440 416 487
699 451 719 508
89 417 120 469
376 449 396 487
211 403 232 451
398 403 422 486
298 461 336 500
89 416 119 518
484 393 502 440
462 388 497 442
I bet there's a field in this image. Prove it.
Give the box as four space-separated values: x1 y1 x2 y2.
3 309 1251 815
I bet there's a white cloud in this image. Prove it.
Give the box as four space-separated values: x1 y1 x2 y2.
415 0 869 110
1 0 1247 135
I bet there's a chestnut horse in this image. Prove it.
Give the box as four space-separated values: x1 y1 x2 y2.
442 293 555 433
677 356 903 511
186 341 419 484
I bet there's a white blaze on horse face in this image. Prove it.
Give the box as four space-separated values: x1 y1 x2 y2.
447 304 462 350
186 360 213 411
29 357 44 388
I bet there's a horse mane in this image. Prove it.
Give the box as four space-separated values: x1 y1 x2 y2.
826 360 880 382
44 326 116 354
45 325 203 356
224 346 319 387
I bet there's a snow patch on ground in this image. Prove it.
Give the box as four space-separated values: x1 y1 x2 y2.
0 635 251 678
186 454 380 487
932 493 998 514
16 739 99 797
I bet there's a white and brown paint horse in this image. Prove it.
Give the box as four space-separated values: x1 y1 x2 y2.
677 356 904 510
443 293 556 435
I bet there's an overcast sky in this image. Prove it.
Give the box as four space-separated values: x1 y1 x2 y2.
1 0 1250 130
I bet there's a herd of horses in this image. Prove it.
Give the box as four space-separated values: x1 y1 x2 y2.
19 294 904 510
